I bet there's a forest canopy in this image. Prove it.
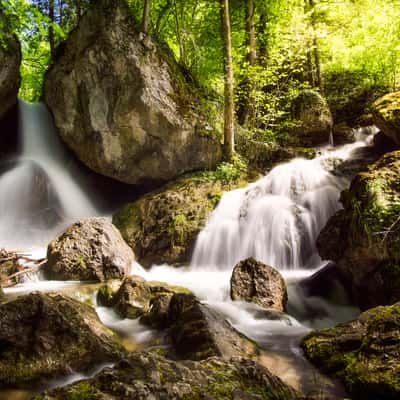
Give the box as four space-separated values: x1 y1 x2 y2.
2 0 400 130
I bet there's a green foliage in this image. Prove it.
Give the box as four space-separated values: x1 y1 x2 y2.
67 382 98 400
213 155 247 182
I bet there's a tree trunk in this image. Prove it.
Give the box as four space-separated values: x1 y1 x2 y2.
48 0 56 59
220 0 235 160
142 0 151 34
246 0 257 65
240 0 257 125
258 11 268 64
306 0 323 92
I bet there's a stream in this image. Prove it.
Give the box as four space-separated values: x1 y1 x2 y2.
0 101 378 399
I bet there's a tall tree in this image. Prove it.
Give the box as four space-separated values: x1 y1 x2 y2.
240 0 257 125
142 0 151 34
220 0 235 160
48 0 56 59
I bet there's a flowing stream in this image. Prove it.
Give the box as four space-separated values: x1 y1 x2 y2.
0 102 379 398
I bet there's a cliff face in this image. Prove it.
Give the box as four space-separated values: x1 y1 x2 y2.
44 0 221 185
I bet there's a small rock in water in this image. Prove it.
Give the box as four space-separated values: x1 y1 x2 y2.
231 257 288 312
45 217 134 282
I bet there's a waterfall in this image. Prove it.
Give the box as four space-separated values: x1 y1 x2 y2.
190 136 372 271
0 101 98 248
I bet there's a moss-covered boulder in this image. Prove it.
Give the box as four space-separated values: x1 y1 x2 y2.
45 217 134 281
167 293 258 361
0 10 21 121
44 0 221 185
97 275 190 324
35 351 302 400
113 168 256 268
230 258 287 312
372 92 400 146
317 151 400 309
291 90 333 146
0 292 124 387
302 302 400 400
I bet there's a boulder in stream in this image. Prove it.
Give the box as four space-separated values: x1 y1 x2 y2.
0 9 21 121
0 292 124 386
34 351 302 400
231 258 288 312
45 217 134 281
167 293 258 361
302 301 400 400
44 0 221 185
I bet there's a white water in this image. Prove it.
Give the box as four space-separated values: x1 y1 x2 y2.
191 139 369 271
0 101 98 248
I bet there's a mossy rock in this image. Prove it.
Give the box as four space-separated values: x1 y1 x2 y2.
372 91 400 146
302 302 400 400
0 292 124 387
317 150 400 309
113 166 258 268
35 351 302 400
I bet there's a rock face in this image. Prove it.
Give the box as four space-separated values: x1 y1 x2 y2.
113 171 255 268
0 10 21 120
44 0 221 185
302 302 400 400
291 90 333 146
317 151 400 309
372 92 400 146
35 351 301 400
45 217 134 281
0 292 124 386
231 258 287 312
167 293 258 361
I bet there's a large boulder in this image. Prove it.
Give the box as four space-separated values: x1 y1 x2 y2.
45 217 134 281
302 302 400 400
113 170 256 268
0 292 124 386
44 0 221 185
167 293 258 361
372 91 400 146
317 151 400 310
0 10 21 121
35 351 302 400
291 90 333 146
231 258 287 312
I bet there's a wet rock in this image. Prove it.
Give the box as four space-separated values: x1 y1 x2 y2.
44 0 221 185
45 217 134 281
291 90 333 146
372 91 400 146
302 302 400 400
167 293 258 361
317 151 400 309
231 258 287 312
298 262 352 304
113 171 255 268
332 123 355 145
35 351 302 400
0 292 124 386
0 10 21 121
373 131 398 153
112 275 152 319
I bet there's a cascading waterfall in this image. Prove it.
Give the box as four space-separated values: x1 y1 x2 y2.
191 141 366 271
0 101 98 248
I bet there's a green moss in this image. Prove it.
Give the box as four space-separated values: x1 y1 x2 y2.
67 382 98 400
